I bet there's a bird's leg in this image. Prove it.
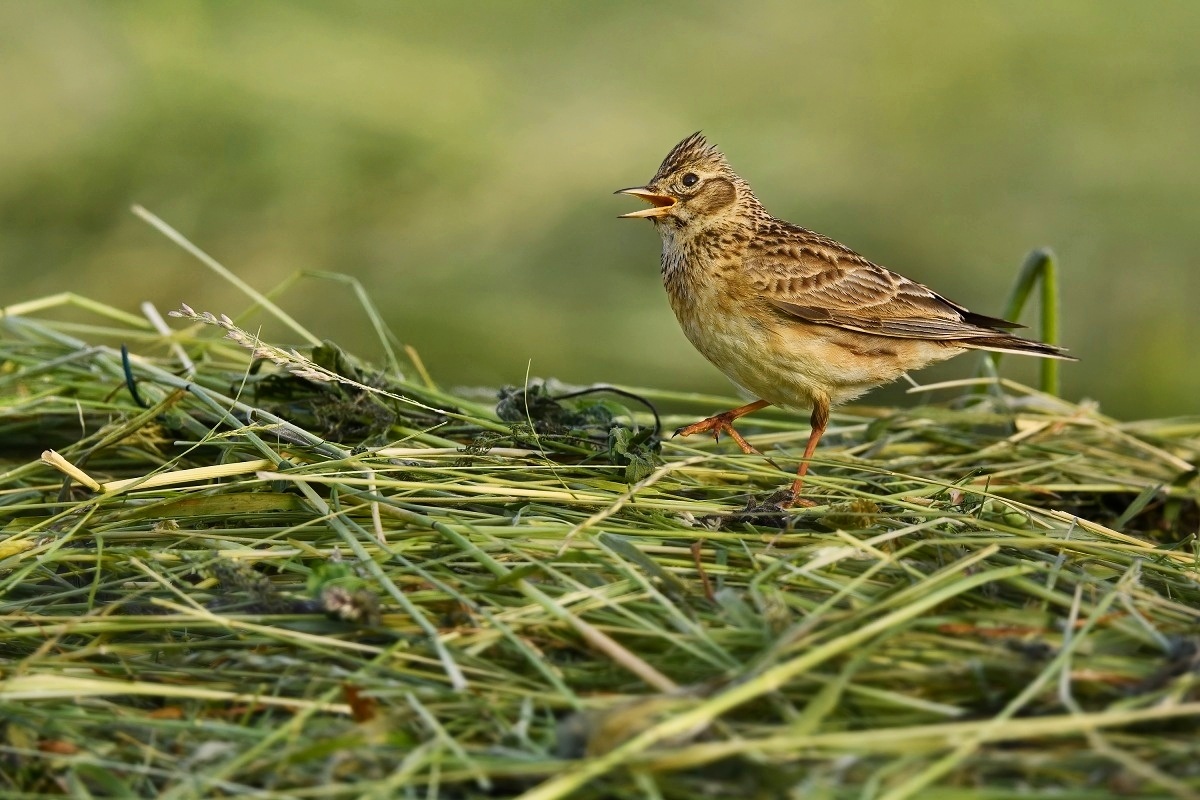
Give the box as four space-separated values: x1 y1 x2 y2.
673 399 771 455
782 399 830 508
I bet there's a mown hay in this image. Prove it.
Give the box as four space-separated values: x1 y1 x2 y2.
1 293 1198 799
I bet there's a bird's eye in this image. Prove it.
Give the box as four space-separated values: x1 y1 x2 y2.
681 172 699 187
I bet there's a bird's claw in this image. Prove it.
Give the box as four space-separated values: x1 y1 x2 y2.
779 494 817 509
674 413 761 455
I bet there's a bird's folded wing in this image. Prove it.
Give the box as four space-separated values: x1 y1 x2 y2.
744 239 1021 341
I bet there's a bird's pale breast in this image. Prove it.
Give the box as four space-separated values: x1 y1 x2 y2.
665 247 963 410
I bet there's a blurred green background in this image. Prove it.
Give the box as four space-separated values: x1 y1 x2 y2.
3 1 1197 418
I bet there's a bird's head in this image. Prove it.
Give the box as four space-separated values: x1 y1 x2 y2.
616 132 757 235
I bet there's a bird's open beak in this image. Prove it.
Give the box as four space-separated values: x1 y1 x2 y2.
615 186 677 218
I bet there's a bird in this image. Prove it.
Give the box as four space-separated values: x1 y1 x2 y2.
617 132 1073 507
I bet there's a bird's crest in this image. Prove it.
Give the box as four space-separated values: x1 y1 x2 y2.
653 131 730 181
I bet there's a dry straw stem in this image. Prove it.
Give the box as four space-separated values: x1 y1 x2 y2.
1 275 1198 797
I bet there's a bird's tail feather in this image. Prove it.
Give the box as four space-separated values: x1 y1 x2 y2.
965 336 1076 361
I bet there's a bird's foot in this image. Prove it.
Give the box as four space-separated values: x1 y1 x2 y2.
674 413 762 456
779 478 816 508
723 491 794 530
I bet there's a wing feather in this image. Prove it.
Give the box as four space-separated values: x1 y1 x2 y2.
744 223 1023 341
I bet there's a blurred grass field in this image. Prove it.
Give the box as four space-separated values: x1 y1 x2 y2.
2 1 1198 418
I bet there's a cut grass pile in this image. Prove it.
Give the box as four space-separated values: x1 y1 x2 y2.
1 287 1198 799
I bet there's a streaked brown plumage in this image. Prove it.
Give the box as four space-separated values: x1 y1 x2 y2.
618 132 1073 506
